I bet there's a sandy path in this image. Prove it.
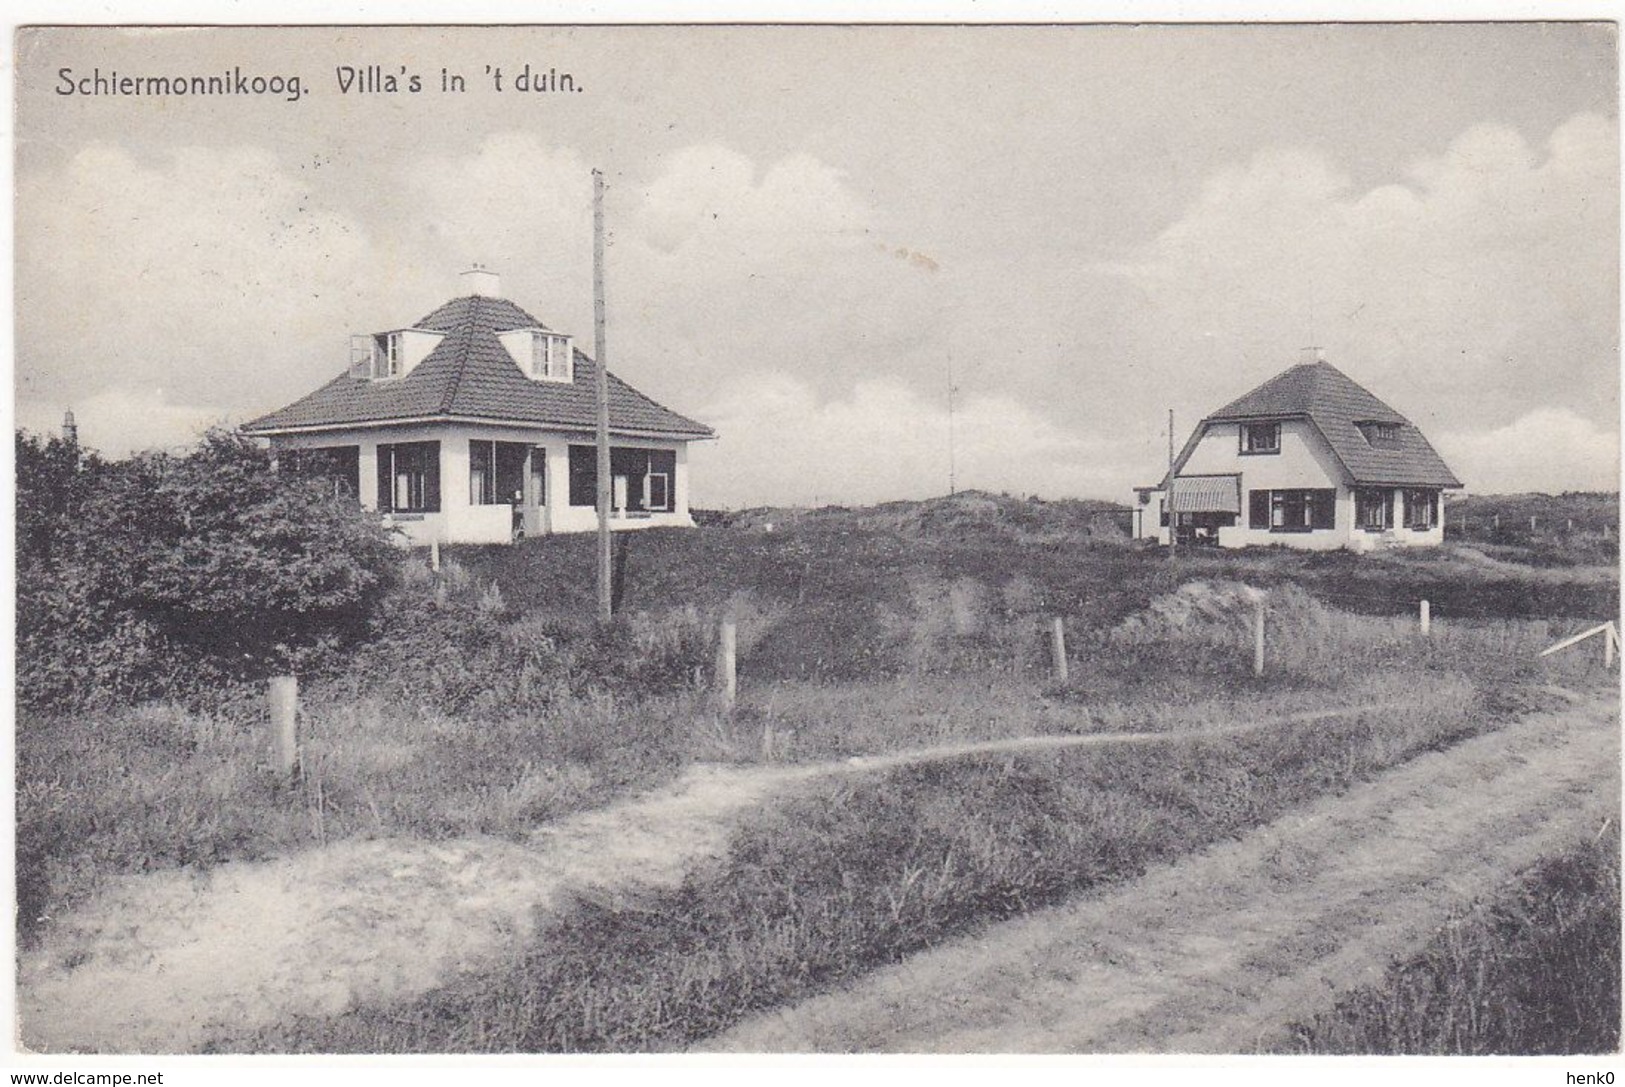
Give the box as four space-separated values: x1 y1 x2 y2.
16 761 802 1054
10 696 1566 1054
703 695 1620 1053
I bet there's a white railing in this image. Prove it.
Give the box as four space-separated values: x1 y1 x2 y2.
1539 621 1620 668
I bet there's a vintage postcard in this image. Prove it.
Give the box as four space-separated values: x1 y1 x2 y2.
10 17 1620 1078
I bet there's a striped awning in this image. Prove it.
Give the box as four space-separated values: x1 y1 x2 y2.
1169 475 1240 513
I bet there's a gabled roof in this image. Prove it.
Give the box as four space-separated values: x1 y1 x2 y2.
1173 361 1461 488
243 294 714 440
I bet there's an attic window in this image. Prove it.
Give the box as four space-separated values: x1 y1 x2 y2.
1239 422 1280 455
1357 421 1401 448
375 332 402 378
529 331 573 383
350 332 403 379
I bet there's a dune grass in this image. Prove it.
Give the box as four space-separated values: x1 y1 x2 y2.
232 673 1494 1053
18 560 1607 952
1278 826 1621 1055
14 689 712 945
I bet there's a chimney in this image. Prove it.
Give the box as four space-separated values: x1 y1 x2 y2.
460 265 502 298
1298 346 1325 365
62 409 78 446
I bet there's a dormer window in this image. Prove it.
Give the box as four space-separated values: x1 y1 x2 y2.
498 328 573 383
532 332 573 382
1239 422 1281 455
376 332 402 378
1356 421 1401 448
349 328 444 380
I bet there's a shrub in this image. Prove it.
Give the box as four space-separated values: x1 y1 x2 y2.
16 429 399 709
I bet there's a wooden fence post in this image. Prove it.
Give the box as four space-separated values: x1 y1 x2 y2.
1607 623 1617 670
1419 599 1431 637
268 675 299 777
717 614 737 711
1050 616 1069 684
1253 598 1266 678
1530 515 1537 531
429 539 441 572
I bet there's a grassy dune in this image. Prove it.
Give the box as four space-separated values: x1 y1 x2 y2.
1280 827 1621 1055
17 494 1620 1052
235 674 1496 1052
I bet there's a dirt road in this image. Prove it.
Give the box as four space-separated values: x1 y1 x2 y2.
704 694 1620 1053
18 696 1612 1054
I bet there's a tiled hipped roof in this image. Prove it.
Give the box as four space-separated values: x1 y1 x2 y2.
243 295 714 440
1180 361 1461 488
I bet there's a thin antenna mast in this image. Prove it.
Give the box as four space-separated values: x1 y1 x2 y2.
593 169 613 624
947 349 958 496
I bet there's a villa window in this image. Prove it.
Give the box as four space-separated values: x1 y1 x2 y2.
1240 422 1281 455
281 445 360 499
1404 489 1438 530
1354 488 1393 531
1250 488 1334 531
570 444 677 510
376 441 440 513
470 440 531 506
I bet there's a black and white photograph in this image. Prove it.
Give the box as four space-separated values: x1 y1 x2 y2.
8 12 1621 1076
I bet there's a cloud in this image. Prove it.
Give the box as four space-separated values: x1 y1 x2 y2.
15 386 234 458
687 373 1145 508
400 134 596 334
1114 112 1618 447
16 116 1615 504
1433 408 1619 494
393 137 902 419
16 143 378 416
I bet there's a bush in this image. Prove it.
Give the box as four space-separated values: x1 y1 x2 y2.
16 428 399 709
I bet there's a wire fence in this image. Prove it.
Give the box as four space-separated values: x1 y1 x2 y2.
1291 584 1616 626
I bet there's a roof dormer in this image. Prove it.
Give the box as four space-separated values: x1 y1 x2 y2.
1355 420 1402 448
497 327 574 383
349 327 446 381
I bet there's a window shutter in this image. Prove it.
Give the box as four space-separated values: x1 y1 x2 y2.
569 444 596 507
1312 489 1336 530
423 442 441 512
376 446 392 511
1249 489 1270 529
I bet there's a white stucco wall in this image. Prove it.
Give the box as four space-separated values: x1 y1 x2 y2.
1145 419 1447 551
270 423 697 546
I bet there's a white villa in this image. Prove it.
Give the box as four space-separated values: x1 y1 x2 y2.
243 269 714 546
1133 359 1462 551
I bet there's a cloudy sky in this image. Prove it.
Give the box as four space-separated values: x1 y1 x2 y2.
13 23 1619 505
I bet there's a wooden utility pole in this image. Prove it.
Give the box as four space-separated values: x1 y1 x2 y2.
593 168 613 624
1167 408 1177 558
